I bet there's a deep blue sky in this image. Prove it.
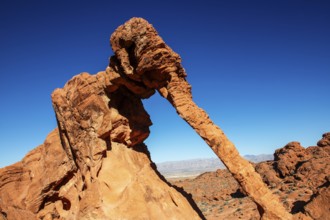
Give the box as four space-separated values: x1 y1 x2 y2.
1 0 329 167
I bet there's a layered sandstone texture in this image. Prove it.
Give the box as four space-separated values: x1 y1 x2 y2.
0 20 203 220
110 18 291 219
0 17 310 220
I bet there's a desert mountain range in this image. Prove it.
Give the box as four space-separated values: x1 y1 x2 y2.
0 18 329 220
157 154 273 178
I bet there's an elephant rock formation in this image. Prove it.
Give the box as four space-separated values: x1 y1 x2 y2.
0 17 293 220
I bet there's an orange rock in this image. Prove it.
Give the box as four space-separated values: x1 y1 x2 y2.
0 129 75 219
274 142 311 178
2 17 328 220
110 17 292 219
317 132 330 147
172 134 329 219
0 29 203 219
304 185 330 220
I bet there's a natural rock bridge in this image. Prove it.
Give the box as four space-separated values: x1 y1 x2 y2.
0 18 292 220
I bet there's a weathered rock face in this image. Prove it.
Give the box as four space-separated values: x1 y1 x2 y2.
0 19 204 219
304 184 330 220
51 71 153 182
173 134 329 220
317 132 330 148
0 129 201 219
2 17 323 220
255 133 330 220
274 142 312 178
0 129 75 220
258 139 330 192
110 18 292 219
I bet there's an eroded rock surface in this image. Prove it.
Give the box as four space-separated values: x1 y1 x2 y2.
0 19 203 219
256 133 330 220
1 17 323 220
0 129 75 219
110 17 292 219
172 134 329 220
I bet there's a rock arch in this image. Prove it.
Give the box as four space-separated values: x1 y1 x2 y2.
109 17 292 220
0 17 294 220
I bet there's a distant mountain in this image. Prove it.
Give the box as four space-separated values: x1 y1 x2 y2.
156 154 273 178
244 154 274 163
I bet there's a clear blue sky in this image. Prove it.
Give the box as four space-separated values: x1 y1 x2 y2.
0 0 329 167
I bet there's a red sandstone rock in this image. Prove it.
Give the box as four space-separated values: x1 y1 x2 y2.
317 132 330 147
110 17 292 219
255 134 330 219
304 184 330 220
0 129 75 219
274 142 311 178
1 17 328 220
0 70 202 219
0 19 203 219
173 134 329 219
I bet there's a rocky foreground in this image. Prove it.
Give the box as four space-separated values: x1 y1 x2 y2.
171 133 330 220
